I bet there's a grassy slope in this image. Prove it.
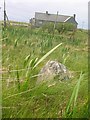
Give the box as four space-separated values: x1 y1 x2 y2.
2 26 88 118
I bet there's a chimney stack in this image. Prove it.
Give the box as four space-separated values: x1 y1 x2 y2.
46 11 48 15
73 14 76 19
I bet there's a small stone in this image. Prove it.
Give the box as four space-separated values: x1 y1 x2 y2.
37 60 70 84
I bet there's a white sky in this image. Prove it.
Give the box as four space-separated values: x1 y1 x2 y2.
4 0 89 3
0 0 89 29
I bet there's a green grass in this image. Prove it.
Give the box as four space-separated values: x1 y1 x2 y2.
2 25 88 118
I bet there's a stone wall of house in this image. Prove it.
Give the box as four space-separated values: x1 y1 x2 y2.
66 17 77 28
35 18 77 28
35 19 54 27
35 19 44 27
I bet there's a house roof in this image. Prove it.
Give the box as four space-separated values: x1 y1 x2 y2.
35 12 78 24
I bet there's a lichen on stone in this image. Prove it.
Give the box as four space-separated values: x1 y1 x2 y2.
37 60 71 84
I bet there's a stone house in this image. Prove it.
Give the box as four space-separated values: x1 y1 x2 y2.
30 11 78 28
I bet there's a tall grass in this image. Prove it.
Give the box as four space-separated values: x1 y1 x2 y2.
20 43 62 90
64 72 85 117
33 43 62 68
2 26 88 118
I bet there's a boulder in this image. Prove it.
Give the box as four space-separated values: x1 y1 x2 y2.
37 60 71 84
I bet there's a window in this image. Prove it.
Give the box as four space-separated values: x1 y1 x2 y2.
39 21 43 24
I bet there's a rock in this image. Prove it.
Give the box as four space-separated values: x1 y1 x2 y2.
37 60 70 84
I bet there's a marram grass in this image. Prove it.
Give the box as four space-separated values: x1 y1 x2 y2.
2 26 88 118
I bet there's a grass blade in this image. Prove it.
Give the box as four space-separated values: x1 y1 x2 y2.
64 72 84 117
33 43 62 68
16 66 20 90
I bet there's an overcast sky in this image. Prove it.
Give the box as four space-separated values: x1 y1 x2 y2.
0 0 89 29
